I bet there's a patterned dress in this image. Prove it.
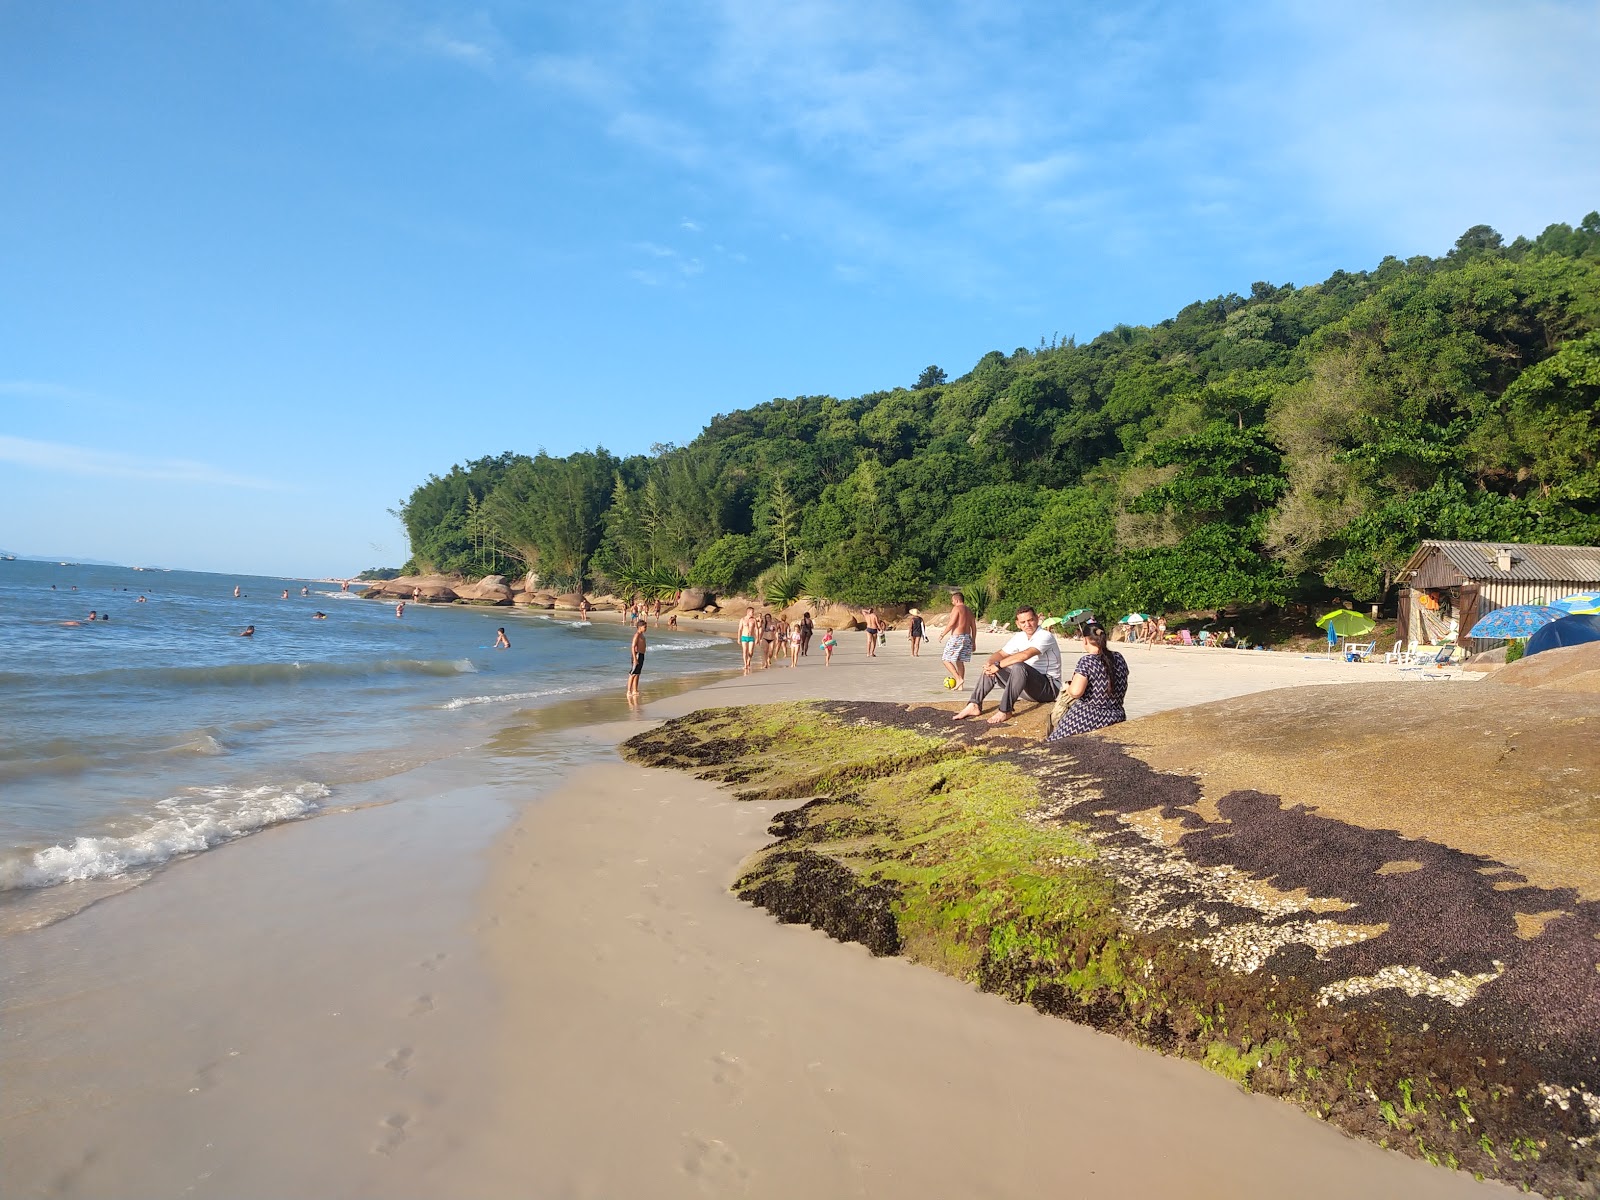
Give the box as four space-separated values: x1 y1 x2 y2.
1046 651 1129 740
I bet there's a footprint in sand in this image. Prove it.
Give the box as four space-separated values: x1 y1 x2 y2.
710 1051 748 1095
410 994 435 1017
382 1047 413 1078
374 1112 411 1156
188 1061 222 1094
679 1134 749 1190
419 952 448 972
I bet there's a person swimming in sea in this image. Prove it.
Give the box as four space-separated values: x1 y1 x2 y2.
494 627 510 649
313 611 327 619
239 625 255 637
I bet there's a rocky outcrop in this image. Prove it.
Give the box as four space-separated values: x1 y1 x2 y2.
1490 641 1600 693
552 591 586 610
361 574 459 601
454 575 513 605
817 603 862 630
676 587 714 612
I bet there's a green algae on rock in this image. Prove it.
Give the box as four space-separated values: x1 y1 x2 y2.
622 700 1600 1199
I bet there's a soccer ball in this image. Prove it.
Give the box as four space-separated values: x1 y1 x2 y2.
942 676 958 689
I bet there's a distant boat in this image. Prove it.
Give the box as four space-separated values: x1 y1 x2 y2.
1 555 14 561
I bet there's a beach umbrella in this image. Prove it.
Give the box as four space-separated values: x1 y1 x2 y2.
1059 608 1093 625
1550 591 1600 616
1120 612 1149 625
1525 613 1600 657
1315 609 1375 638
1466 604 1565 640
1039 616 1064 628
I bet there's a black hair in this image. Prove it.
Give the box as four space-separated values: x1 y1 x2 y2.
1082 622 1109 653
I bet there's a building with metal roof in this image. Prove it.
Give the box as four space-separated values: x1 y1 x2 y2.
1396 540 1600 651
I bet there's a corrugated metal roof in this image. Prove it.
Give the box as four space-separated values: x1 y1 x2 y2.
1400 540 1600 584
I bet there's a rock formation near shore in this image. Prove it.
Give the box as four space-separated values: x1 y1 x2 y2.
1490 642 1600 694
454 575 513 605
624 690 1600 1197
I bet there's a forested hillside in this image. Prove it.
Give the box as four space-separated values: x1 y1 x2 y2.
393 215 1600 620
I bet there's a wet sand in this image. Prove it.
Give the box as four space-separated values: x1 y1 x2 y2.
0 641 1502 1198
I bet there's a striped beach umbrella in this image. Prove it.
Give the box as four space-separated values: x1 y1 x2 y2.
1550 591 1600 616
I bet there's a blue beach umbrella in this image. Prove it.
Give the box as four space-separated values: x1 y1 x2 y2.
1525 613 1600 658
1466 604 1566 640
1549 591 1600 616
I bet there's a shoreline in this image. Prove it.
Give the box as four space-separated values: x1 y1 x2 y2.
0 642 1505 1197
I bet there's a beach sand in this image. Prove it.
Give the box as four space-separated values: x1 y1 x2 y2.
0 641 1501 1198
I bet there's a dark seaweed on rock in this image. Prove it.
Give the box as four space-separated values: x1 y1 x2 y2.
630 700 1600 1197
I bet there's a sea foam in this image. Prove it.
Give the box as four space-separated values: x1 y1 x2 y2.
0 781 330 891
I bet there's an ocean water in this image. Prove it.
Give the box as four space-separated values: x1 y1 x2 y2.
0 559 732 926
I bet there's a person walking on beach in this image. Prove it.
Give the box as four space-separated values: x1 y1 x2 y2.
738 607 759 674
821 627 836 665
798 611 814 656
494 627 510 649
908 608 925 657
952 605 1060 725
940 590 977 688
1047 622 1129 740
627 619 647 699
788 620 802 668
761 611 778 669
864 608 882 657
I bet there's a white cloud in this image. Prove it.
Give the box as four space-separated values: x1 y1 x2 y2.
0 380 110 405
0 435 282 490
422 31 494 68
376 0 1600 294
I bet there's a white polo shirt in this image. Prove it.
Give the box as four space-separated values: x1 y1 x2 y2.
1002 626 1062 682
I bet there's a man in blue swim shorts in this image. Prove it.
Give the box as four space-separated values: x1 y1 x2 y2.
940 589 977 688
738 607 760 675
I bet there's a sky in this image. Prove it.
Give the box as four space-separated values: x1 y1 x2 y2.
2 0 1598 577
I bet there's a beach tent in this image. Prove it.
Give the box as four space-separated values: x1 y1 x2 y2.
1525 613 1600 657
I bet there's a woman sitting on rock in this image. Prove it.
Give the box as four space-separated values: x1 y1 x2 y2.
1046 622 1130 740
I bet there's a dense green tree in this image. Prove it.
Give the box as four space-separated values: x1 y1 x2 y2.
395 211 1600 623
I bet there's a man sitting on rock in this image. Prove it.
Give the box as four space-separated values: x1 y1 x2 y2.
952 605 1061 725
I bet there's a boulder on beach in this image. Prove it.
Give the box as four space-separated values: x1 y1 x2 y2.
454 575 514 605
675 587 714 612
1488 640 1600 693
552 591 586 609
818 603 861 630
365 574 459 601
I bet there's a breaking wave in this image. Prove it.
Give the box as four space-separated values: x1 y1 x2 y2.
0 781 331 891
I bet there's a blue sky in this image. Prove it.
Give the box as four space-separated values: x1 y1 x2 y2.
3 0 1598 577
